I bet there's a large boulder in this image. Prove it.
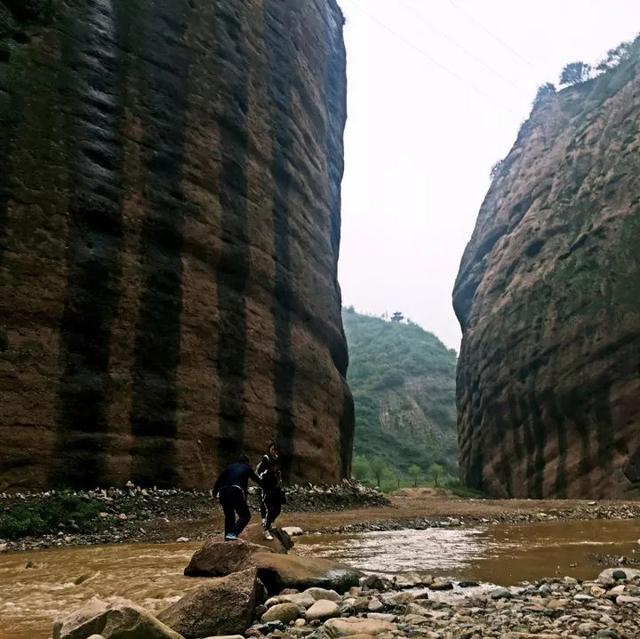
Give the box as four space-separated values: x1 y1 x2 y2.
252 553 362 594
53 597 182 639
239 524 293 552
184 539 273 577
158 568 257 639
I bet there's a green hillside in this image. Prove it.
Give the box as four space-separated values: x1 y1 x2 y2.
343 307 458 483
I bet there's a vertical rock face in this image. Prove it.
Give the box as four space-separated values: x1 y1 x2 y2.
0 0 353 490
453 46 640 498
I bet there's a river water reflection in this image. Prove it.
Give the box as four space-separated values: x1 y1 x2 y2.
295 519 640 584
1 519 638 639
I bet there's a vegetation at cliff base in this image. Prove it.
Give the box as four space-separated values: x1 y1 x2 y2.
343 307 458 490
0 493 102 539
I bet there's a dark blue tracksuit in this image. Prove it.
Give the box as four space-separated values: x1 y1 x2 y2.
213 461 261 538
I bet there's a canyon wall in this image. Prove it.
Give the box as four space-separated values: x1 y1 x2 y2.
453 46 640 498
0 0 353 490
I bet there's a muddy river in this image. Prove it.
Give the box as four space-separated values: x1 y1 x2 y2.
1 519 638 639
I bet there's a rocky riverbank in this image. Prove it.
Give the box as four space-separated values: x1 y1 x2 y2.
244 568 640 639
50 534 640 639
0 481 388 553
324 501 640 535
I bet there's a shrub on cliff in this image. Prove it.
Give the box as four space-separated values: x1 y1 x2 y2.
560 61 592 85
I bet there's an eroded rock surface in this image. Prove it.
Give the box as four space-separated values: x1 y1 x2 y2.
453 42 640 498
158 568 258 639
0 0 353 491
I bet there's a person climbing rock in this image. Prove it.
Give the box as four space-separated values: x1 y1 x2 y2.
213 454 262 541
256 442 286 540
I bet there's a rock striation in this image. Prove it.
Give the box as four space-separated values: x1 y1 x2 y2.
0 0 353 490
453 41 640 498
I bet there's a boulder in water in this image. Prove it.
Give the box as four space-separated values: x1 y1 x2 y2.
53 597 182 639
252 552 362 594
184 539 272 577
158 568 257 639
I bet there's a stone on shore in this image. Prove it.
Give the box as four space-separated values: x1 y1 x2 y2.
252 552 362 594
260 602 301 624
265 592 316 609
598 568 640 584
323 617 396 636
158 568 257 639
305 599 340 620
184 539 272 577
53 597 182 639
305 587 342 601
282 527 304 537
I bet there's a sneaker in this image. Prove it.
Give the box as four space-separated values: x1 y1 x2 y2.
261 518 267 528
264 530 274 541
225 533 237 541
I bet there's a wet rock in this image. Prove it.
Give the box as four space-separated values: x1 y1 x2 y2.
157 568 257 639
261 602 301 624
612 570 628 581
251 552 362 594
323 617 396 636
393 572 433 589
429 577 453 591
458 580 480 588
184 539 272 577
53 597 182 639
240 525 292 553
360 574 393 592
305 600 339 621
490 587 512 600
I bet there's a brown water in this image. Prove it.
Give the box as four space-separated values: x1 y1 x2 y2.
1 520 639 639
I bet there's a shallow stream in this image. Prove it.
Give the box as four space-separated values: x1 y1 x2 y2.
1 519 638 639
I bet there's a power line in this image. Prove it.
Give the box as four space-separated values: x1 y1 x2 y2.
448 0 537 69
397 0 529 97
343 0 520 116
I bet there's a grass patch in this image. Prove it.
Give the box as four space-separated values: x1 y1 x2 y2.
444 479 487 499
0 493 103 540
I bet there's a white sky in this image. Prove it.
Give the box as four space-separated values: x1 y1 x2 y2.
337 0 640 350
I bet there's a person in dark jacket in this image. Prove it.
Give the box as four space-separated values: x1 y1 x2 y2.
256 443 285 540
213 454 262 541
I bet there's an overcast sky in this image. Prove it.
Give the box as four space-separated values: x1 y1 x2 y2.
337 0 640 350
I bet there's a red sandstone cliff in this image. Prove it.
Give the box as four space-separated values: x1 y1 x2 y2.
0 0 353 490
454 42 640 498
